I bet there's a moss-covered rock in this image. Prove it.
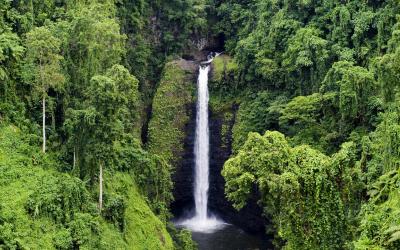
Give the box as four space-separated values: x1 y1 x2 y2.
210 55 239 100
147 59 196 167
209 55 240 150
211 55 238 82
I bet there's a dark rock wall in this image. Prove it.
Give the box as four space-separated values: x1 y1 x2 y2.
171 104 267 234
170 103 196 217
170 57 268 234
208 107 267 233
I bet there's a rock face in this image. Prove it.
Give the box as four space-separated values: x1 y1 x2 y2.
146 59 196 217
208 107 267 233
170 56 268 233
170 103 196 217
172 102 267 233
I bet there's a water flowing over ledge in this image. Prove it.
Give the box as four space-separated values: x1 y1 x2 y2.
176 53 226 233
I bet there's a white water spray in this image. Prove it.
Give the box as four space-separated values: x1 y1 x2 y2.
178 53 225 232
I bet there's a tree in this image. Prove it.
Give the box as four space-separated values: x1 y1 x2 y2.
231 92 283 152
0 29 25 121
364 100 400 183
321 61 378 128
24 26 64 153
153 0 208 54
279 93 323 132
86 75 123 211
374 20 400 103
65 64 139 211
66 3 126 90
282 27 329 94
355 100 400 249
0 31 24 81
223 131 361 249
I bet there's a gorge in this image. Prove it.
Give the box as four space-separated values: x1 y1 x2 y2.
2 1 400 249
177 55 225 232
172 53 271 249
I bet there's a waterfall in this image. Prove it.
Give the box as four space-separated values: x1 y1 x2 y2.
194 64 210 221
178 53 225 233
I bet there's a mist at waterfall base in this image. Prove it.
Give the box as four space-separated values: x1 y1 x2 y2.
175 54 269 250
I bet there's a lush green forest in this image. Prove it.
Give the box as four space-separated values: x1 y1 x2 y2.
217 0 400 249
1 0 400 249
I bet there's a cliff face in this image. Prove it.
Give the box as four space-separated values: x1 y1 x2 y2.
145 59 197 217
147 59 197 164
171 97 267 233
170 103 196 217
207 55 268 233
167 55 267 233
208 107 267 233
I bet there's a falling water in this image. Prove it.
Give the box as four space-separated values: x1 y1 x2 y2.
178 53 225 233
194 64 211 221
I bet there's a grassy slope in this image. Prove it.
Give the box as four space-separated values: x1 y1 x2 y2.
0 125 172 250
107 172 173 250
0 125 61 249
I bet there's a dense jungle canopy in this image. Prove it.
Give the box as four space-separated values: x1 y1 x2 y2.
1 0 400 249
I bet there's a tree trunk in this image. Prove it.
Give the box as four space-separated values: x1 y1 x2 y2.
99 162 103 212
42 95 46 153
73 147 76 169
